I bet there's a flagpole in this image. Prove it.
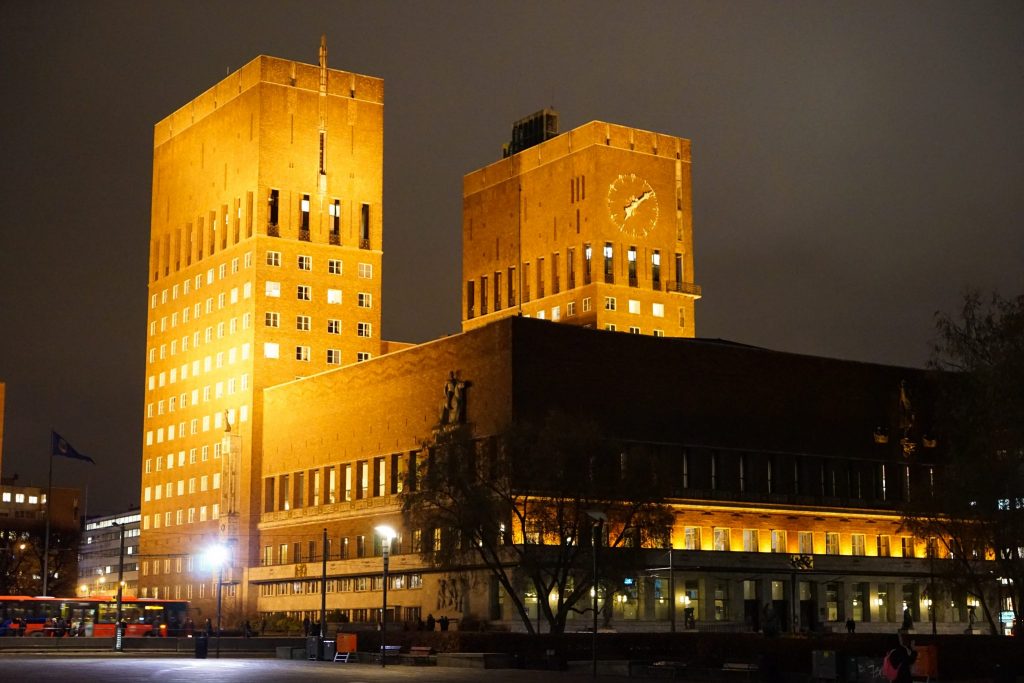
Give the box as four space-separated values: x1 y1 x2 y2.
43 433 54 596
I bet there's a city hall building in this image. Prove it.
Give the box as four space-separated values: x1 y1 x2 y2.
138 44 978 634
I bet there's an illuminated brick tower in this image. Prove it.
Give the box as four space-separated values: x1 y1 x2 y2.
139 41 384 618
462 111 700 337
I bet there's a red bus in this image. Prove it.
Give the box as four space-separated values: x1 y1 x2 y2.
0 596 189 637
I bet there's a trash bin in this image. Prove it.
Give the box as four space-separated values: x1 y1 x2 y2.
306 635 319 660
321 638 336 661
194 633 208 659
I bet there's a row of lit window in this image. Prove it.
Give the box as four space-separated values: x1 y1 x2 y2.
145 441 223 474
678 527 924 558
141 503 220 530
258 574 423 597
264 455 404 515
149 283 252 341
264 344 371 364
269 191 372 246
147 347 250 392
0 491 41 505
466 245 686 317
601 324 666 336
140 583 236 600
145 404 248 446
150 253 253 310
143 473 220 503
514 296 683 335
265 251 373 280
148 374 250 417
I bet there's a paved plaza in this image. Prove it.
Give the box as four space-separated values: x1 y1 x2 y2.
0 657 644 683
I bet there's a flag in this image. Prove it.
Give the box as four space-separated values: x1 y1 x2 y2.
51 431 95 464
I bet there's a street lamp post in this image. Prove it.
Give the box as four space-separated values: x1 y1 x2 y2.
113 522 126 651
586 510 607 679
319 527 328 660
204 544 229 659
668 546 675 633
375 525 396 668
215 562 224 658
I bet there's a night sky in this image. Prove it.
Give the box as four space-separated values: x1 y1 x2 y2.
1 2 1021 515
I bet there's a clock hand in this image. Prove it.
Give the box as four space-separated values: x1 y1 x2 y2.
623 191 650 220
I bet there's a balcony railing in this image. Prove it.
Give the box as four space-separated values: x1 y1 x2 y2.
604 272 614 284
298 229 310 242
267 224 280 237
666 280 702 296
359 238 371 250
329 233 341 246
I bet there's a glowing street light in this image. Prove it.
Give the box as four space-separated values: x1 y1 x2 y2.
374 525 396 668
204 543 229 658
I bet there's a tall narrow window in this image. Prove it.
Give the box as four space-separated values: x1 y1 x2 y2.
603 243 614 283
480 276 489 315
494 271 502 312
329 199 341 242
652 250 661 288
567 248 576 289
299 194 310 233
360 203 370 248
508 267 516 307
584 244 593 284
674 252 683 290
523 263 531 302
268 189 279 226
627 246 637 286
466 280 475 319
552 253 560 294
537 257 545 297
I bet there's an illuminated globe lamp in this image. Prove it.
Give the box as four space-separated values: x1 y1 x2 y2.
374 525 397 668
203 543 230 657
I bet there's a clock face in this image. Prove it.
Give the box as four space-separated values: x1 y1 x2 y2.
607 173 659 239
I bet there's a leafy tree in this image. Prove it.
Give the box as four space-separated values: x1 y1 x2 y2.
903 292 1024 635
0 531 39 595
400 410 674 635
0 527 79 596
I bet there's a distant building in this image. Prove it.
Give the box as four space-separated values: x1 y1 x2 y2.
0 482 81 595
78 510 141 598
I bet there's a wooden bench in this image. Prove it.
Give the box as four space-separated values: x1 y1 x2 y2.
407 645 434 665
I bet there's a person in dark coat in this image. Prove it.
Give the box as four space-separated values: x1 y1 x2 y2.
888 631 917 683
425 613 435 632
